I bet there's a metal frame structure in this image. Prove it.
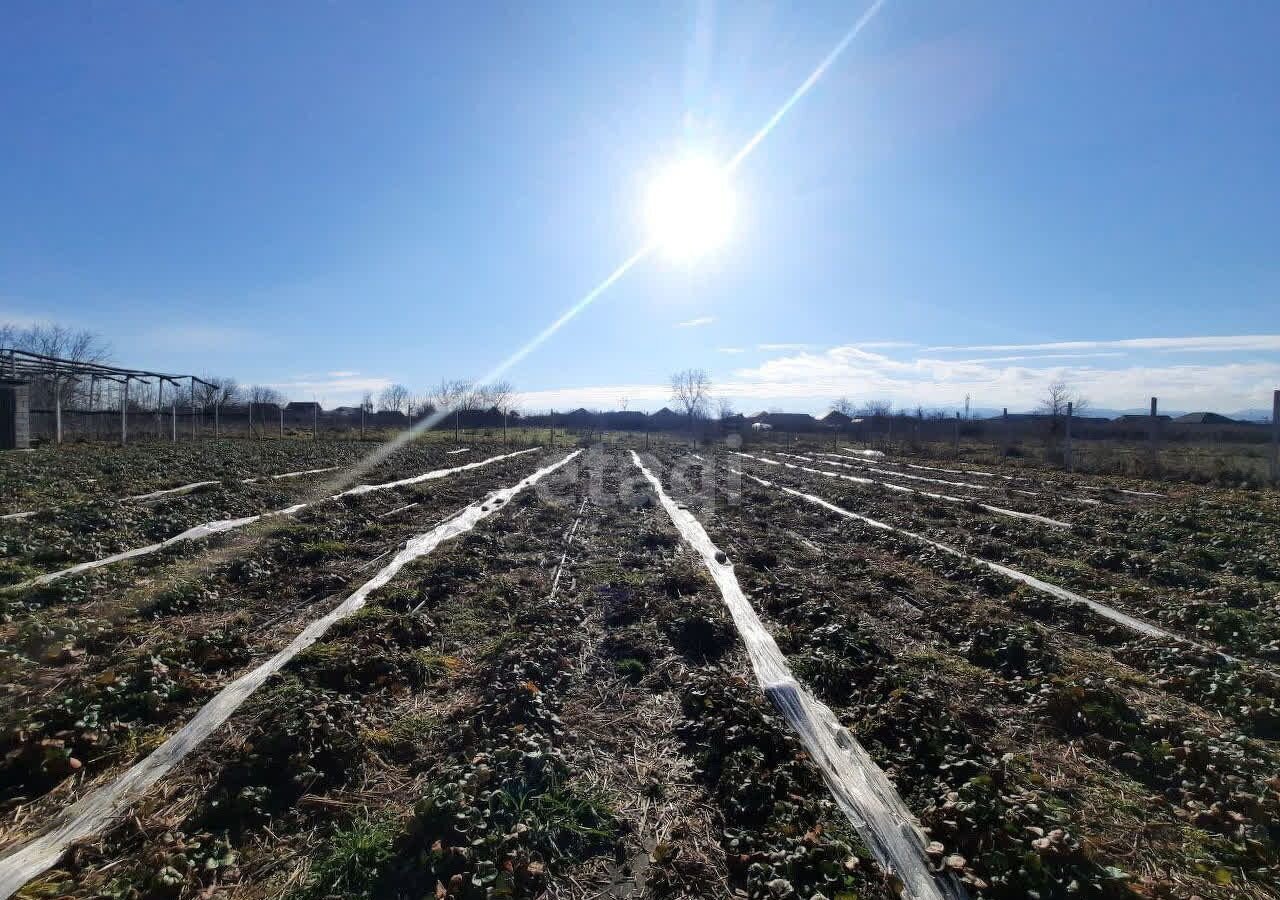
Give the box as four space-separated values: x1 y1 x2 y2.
2 347 215 446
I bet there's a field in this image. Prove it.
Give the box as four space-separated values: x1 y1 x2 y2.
0 435 1278 900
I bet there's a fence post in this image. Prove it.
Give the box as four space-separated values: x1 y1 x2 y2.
1271 389 1279 486
54 380 62 444
1065 401 1073 472
1001 408 1009 458
190 377 197 440
171 394 177 442
279 407 284 437
214 401 220 437
120 378 130 446
313 404 317 440
89 376 98 441
953 411 960 453
360 406 365 440
1149 396 1160 470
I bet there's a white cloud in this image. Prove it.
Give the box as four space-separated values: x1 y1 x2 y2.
676 316 716 328
518 383 670 411
513 342 1279 415
925 335 1280 354
261 374 393 406
717 347 745 354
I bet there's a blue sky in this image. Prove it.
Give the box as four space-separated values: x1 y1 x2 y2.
2 1 1278 414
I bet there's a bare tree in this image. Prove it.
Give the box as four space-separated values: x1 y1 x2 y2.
670 368 711 443
831 396 856 416
248 385 285 406
378 383 411 416
857 399 892 417
408 394 436 421
360 391 375 413
430 378 478 439
716 396 735 420
196 376 241 410
5 323 112 410
1038 380 1089 418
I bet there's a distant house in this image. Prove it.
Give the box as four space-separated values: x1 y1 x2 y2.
330 406 362 419
1114 413 1170 424
286 401 322 415
751 422 773 431
759 412 820 432
821 410 853 428
649 407 686 429
1173 412 1235 425
604 410 647 430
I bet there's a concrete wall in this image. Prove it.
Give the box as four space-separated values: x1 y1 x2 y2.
0 381 31 450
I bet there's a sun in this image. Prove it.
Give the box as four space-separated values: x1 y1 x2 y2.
644 156 736 262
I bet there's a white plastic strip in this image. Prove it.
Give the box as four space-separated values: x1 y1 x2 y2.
0 449 581 899
787 453 992 491
736 468 1174 643
859 451 1162 500
12 448 542 590
734 452 1071 530
446 448 471 455
123 481 222 502
631 451 960 900
6 467 345 521
241 465 342 484
844 450 1010 481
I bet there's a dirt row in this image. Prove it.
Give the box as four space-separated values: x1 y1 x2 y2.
665 449 1279 897
0 449 555 842
731 450 1280 665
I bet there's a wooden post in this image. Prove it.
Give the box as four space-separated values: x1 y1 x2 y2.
279 406 284 437
89 376 98 441
312 403 317 440
1002 408 1009 458
360 405 365 440
953 411 960 453
190 377 197 440
1150 396 1159 468
171 392 177 442
248 401 254 438
1065 401 1073 472
1271 389 1279 486
120 377 130 446
54 380 62 444
503 410 508 445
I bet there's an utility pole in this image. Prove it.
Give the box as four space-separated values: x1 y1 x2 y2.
1150 396 1160 470
120 377 130 446
1271 389 1278 486
1065 401 1073 472
54 380 62 444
